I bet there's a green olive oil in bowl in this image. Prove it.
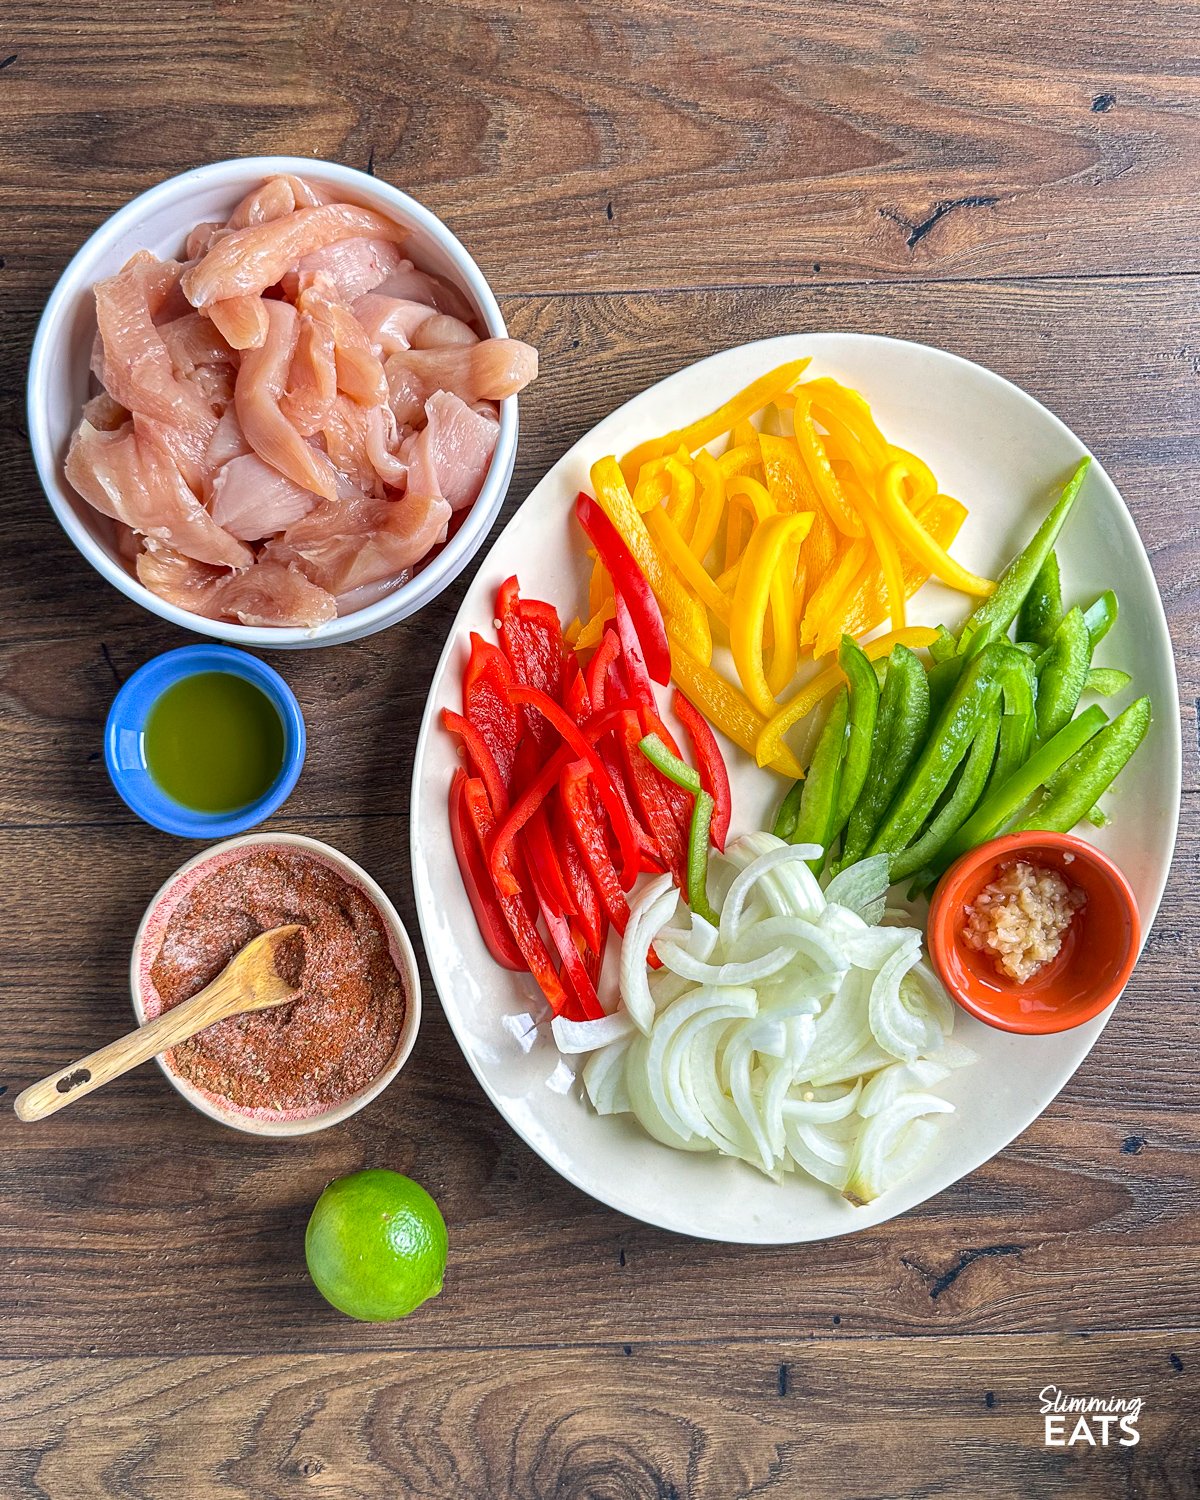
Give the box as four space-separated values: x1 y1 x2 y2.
144 671 286 814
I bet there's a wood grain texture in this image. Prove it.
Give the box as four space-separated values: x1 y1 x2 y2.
0 1338 1196 1499
1 0 1197 1493
3 1 1200 291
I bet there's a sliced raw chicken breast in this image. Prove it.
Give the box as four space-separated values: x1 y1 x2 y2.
82 390 129 432
235 300 339 500
182 204 408 308
410 313 479 349
227 174 326 229
66 420 251 569
281 312 338 436
157 313 235 374
364 405 409 489
267 488 451 595
209 452 320 540
384 339 537 424
349 294 435 357
402 391 498 511
374 262 476 322
334 572 411 616
137 540 336 627
94 253 218 444
206 295 269 351
204 408 251 471
297 277 387 407
282 236 407 303
318 396 383 495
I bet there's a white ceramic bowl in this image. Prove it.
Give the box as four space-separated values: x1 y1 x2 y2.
130 833 422 1136
27 155 520 648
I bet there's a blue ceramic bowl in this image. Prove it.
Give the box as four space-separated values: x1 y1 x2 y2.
104 645 306 838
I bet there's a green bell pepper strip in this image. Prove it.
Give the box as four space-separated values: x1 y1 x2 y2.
790 687 849 871
831 636 881 835
1016 696 1151 833
926 654 964 718
890 702 1001 883
638 733 702 796
957 458 1089 659
1035 605 1091 744
1016 549 1063 648
687 790 719 923
1013 640 1041 657
932 703 1109 874
1085 667 1132 696
772 780 805 841
838 644 930 871
1086 804 1110 828
865 643 1022 859
985 650 1036 797
1083 590 1118 651
929 625 959 664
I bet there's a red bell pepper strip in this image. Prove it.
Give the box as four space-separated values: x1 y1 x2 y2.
576 491 671 684
524 805 578 918
638 705 696 849
463 633 520 788
582 925 607 991
441 708 509 816
449 770 523 970
497 577 568 703
459 774 566 1009
488 747 572 897
559 760 633 934
613 589 656 708
536 888 605 1020
615 709 687 884
674 691 732 851
586 627 622 709
563 657 592 722
506 684 640 889
595 735 666 876
552 794 604 952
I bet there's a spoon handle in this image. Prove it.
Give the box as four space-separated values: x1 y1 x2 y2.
13 973 247 1122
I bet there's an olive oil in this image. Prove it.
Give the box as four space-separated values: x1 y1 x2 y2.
144 672 285 814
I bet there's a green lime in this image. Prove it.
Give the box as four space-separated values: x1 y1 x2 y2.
305 1169 448 1322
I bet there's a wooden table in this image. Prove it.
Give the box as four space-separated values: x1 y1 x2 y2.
2 3 1196 1495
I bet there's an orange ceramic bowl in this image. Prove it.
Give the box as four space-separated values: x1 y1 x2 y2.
927 832 1141 1035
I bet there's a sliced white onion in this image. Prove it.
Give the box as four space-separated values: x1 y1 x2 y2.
551 1011 636 1055
655 940 795 987
823 854 890 925
782 1078 863 1123
582 1036 633 1115
842 1093 954 1205
867 941 928 1062
857 1059 951 1117
720 838 825 948
647 985 757 1141
620 873 678 1034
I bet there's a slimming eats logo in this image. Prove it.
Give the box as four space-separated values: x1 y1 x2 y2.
1040 1386 1144 1447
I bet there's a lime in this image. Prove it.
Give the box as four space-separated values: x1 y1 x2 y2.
305 1169 448 1322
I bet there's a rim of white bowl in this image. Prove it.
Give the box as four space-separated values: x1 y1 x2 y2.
129 832 423 1136
27 155 519 649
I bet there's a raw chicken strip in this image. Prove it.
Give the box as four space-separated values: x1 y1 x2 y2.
384 339 537 425
206 295 269 351
374 262 476 322
365 405 409 489
281 313 338 436
235 300 339 501
267 488 451 595
282 236 407 304
334 572 411 616
227 174 325 229
411 313 479 349
204 408 252 471
297 277 387 407
401 391 498 511
82 390 129 432
137 540 336 627
351 294 438 357
94 253 218 444
66 420 251 569
319 396 383 495
186 221 227 260
182 204 408 308
209 452 320 540
157 313 235 374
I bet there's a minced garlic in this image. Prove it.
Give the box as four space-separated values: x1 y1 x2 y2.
962 860 1086 984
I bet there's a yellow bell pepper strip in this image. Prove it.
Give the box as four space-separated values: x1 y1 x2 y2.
717 442 761 480
821 495 966 656
564 617 582 647
847 477 908 632
809 398 878 494
589 457 712 665
620 358 811 488
887 444 938 503
633 466 673 514
645 504 731 624
766 522 807 698
753 626 939 769
731 512 814 715
722 474 775 574
587 551 612 617
575 599 615 651
715 555 744 594
792 395 864 538
689 450 726 562
878 461 995 598
759 432 822 516
670 642 804 779
801 538 869 646
806 378 890 470
798 499 839 590
665 455 697 536
726 474 776 521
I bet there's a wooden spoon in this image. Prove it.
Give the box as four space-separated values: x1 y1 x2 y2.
14 924 305 1123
